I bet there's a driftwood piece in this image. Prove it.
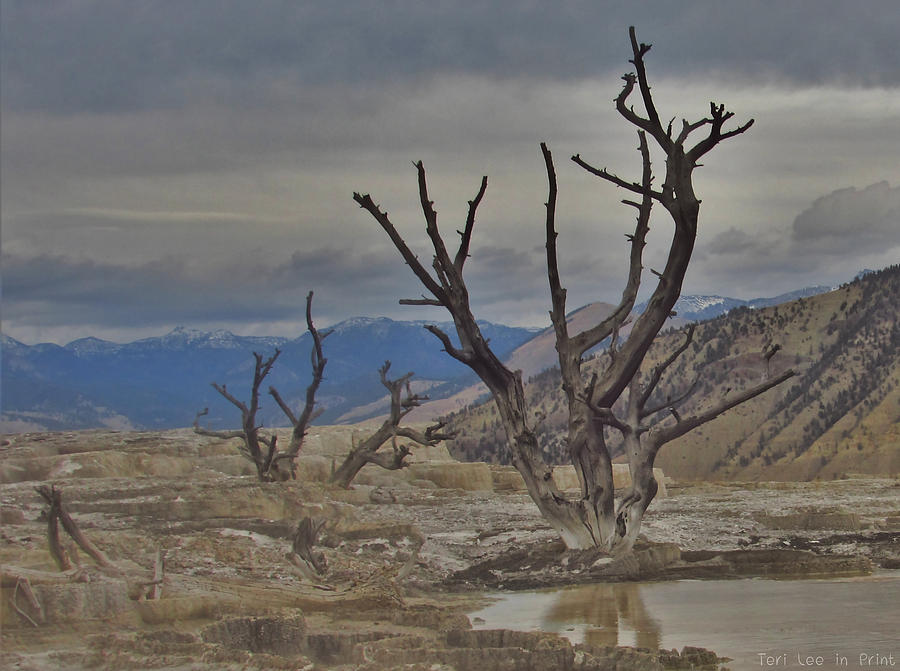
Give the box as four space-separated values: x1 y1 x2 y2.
149 548 165 600
36 485 116 571
8 578 44 627
291 517 327 575
43 492 72 571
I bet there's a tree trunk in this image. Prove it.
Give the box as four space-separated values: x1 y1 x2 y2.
330 449 372 489
615 431 659 554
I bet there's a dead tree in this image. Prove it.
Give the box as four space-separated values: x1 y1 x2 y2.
353 27 792 551
195 290 330 481
589 326 796 553
330 361 454 488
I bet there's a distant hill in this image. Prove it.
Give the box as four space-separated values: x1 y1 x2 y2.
0 319 538 432
448 267 900 481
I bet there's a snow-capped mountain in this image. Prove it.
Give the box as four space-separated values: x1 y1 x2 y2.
637 285 832 322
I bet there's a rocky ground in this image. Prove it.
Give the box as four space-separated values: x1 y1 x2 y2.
1 428 898 670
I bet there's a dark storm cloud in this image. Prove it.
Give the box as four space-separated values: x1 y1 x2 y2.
3 1 899 116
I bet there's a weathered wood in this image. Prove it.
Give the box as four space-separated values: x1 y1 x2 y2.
272 290 332 461
290 517 327 577
44 494 71 571
601 328 796 553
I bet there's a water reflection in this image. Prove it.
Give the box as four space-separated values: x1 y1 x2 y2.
471 573 900 670
542 583 661 649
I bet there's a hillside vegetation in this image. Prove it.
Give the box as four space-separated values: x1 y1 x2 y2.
448 266 900 481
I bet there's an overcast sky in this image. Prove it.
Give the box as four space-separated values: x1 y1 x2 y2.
2 1 899 345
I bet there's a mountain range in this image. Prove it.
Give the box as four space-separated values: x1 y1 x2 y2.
0 319 537 432
0 280 858 438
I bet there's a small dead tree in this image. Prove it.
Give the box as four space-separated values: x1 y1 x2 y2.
354 27 793 551
330 361 454 488
194 290 330 481
194 349 283 481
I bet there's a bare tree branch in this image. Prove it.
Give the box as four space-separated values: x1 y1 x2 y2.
638 324 696 410
687 102 754 163
195 293 330 481
648 369 796 452
641 377 701 421
274 291 331 459
625 27 673 152
454 175 489 273
400 296 444 307
192 408 245 440
353 192 449 305
569 131 653 357
201 349 281 479
423 324 472 364
210 383 249 415
543 141 569 357
571 154 664 202
9 578 43 627
415 160 458 292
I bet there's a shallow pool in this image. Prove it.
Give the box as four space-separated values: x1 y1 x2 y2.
469 572 900 670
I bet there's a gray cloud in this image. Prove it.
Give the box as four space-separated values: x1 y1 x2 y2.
3 1 899 117
705 228 767 256
791 181 900 253
1 240 560 339
1 247 399 329
3 2 899 343
697 182 900 296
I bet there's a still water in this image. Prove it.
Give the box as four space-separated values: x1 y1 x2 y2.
470 572 900 670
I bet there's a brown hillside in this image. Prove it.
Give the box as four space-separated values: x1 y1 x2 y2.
447 266 900 481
